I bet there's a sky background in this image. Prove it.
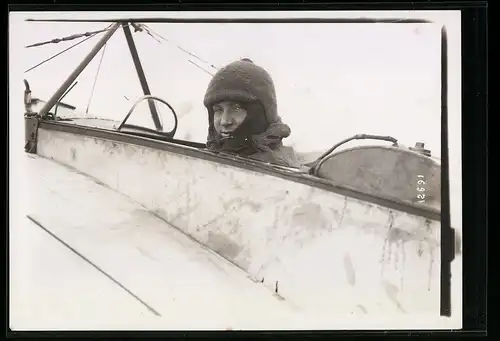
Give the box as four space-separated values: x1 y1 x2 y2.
9 11 462 230
15 14 443 154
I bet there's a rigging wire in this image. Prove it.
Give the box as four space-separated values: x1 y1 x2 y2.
25 25 114 48
24 33 98 74
54 80 79 118
85 43 108 114
187 60 214 77
134 24 161 44
24 23 122 74
26 215 161 317
140 24 219 71
25 21 215 116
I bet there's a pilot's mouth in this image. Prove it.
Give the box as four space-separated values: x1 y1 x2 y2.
220 132 233 138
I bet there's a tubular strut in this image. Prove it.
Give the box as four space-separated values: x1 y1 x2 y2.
123 23 162 131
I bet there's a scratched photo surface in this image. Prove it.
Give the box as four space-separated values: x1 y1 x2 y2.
9 11 463 331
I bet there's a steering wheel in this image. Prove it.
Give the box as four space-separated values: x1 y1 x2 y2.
118 95 178 138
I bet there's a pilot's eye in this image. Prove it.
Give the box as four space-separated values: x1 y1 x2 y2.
232 104 243 111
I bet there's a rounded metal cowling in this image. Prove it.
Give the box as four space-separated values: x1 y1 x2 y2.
315 145 441 211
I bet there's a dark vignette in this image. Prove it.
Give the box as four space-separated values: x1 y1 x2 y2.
5 1 488 338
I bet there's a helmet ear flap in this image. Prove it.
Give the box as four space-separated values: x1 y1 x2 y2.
207 107 215 125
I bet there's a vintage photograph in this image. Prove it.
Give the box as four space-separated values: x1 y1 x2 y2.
9 10 463 331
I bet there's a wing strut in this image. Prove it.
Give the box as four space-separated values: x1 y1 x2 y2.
123 23 162 131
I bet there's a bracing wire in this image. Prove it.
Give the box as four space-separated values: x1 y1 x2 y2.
141 24 219 71
24 33 98 74
25 25 114 48
187 60 214 77
24 24 119 74
85 43 108 114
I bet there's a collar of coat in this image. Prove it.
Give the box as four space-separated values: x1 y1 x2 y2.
207 118 292 156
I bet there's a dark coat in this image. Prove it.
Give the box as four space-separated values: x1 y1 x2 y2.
246 144 301 168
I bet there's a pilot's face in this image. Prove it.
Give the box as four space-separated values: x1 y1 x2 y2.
213 101 248 138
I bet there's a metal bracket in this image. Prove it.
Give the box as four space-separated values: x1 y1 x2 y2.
24 79 33 114
25 116 39 153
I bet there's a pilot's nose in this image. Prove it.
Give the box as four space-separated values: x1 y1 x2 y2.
220 109 233 127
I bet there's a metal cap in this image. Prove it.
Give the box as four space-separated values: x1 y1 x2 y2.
409 142 431 157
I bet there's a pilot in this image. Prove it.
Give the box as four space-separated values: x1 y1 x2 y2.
203 58 300 168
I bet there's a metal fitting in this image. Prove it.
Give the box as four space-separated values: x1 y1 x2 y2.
24 79 33 115
409 142 431 157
